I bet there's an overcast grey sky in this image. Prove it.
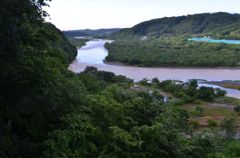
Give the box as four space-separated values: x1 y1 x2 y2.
44 0 240 30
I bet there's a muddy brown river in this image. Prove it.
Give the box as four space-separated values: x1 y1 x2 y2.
69 39 240 99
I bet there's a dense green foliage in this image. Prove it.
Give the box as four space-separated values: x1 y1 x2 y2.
106 37 240 67
43 68 237 158
40 23 78 63
1 1 240 158
0 0 79 157
114 12 240 39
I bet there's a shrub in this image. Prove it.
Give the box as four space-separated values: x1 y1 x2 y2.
234 105 240 113
197 87 215 101
215 88 227 97
208 120 217 127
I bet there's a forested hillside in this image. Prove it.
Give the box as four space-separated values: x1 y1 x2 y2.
1 1 240 158
114 12 240 39
107 13 240 67
0 0 78 157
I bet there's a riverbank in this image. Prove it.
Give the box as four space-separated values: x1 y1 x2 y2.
104 60 240 69
204 81 240 91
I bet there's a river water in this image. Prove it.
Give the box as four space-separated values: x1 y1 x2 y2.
69 39 240 99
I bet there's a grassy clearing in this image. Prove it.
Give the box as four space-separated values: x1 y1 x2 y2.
181 101 240 127
214 96 240 105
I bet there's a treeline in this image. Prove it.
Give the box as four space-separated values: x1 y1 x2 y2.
67 37 90 48
63 28 121 38
105 37 240 67
1 1 240 158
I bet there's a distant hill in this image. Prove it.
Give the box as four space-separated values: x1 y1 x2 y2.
114 12 240 39
63 28 121 37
